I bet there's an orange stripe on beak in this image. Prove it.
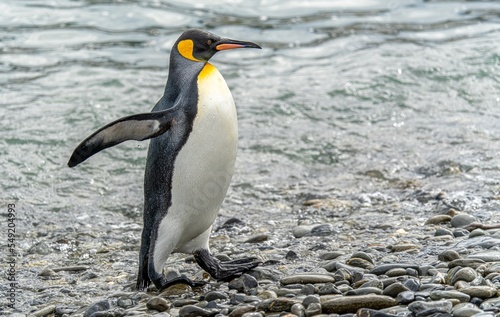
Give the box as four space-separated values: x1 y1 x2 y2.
216 43 246 51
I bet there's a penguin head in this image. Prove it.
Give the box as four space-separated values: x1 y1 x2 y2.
175 29 261 62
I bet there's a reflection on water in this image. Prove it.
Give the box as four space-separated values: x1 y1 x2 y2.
1 0 499 217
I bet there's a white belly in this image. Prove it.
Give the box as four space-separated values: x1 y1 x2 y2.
154 64 237 265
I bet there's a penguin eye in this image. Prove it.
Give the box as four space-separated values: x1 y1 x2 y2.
206 39 212 46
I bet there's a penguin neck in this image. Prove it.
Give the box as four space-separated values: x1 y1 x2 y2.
163 52 207 104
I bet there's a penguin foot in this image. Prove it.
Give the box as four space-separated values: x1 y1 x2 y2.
156 274 206 292
194 249 261 282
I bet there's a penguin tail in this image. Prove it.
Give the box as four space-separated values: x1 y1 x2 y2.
68 110 176 167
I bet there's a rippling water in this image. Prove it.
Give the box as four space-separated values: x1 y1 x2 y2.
2 0 500 248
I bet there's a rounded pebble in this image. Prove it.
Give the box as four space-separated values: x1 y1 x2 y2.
451 214 476 228
322 295 397 314
281 274 335 285
147 297 170 312
382 282 409 297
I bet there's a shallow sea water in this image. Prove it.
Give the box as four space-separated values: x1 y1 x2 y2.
1 0 500 312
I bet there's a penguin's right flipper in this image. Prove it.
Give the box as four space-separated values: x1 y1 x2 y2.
68 110 176 168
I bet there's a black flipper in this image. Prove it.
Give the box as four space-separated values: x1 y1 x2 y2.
193 249 261 281
68 109 177 167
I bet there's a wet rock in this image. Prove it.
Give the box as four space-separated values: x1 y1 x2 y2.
160 283 192 296
450 267 478 284
178 305 217 317
305 302 321 316
351 252 375 264
173 299 199 307
459 286 498 299
449 258 485 269
360 279 384 289
389 244 420 252
403 278 420 291
453 229 470 237
257 298 300 312
345 287 383 296
429 290 470 302
370 263 419 275
147 297 170 312
293 224 336 238
38 268 58 277
319 251 344 260
205 291 229 302
425 215 452 225
452 303 484 317
84 300 110 317
480 297 500 310
218 217 245 230
408 300 452 315
228 305 256 317
455 236 500 249
28 241 52 255
451 214 477 228
281 274 335 285
357 308 400 317
229 274 258 294
258 290 277 299
286 250 299 261
300 284 316 295
244 234 269 243
435 228 454 237
322 295 397 314
346 258 375 270
385 268 407 277
468 250 500 262
396 291 415 304
302 295 320 308
382 282 409 297
30 305 56 317
291 303 306 317
241 313 264 317
438 250 461 262
318 283 341 295
52 265 89 272
469 229 488 238
117 298 134 308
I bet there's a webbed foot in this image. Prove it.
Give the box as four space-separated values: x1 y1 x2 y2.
194 249 261 281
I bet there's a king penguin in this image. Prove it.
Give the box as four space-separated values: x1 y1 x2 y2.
68 29 262 291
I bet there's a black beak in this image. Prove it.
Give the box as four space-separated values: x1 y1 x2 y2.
215 38 262 51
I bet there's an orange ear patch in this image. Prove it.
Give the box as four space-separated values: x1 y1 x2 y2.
177 39 201 62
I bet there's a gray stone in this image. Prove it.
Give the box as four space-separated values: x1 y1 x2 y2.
453 228 470 237
84 300 110 317
429 290 470 302
318 283 341 295
370 263 419 275
319 251 344 260
256 298 301 312
291 303 306 317
403 278 420 291
281 274 335 285
438 250 461 262
31 305 56 317
382 282 409 297
468 250 500 262
435 228 454 237
345 287 383 296
351 251 375 264
396 291 415 304
302 295 320 308
452 303 484 317
469 229 488 238
480 297 500 310
322 295 397 314
244 234 269 243
459 286 498 299
449 259 485 269
147 297 170 312
346 258 374 270
305 302 322 317
228 305 255 317
450 267 478 285
173 299 199 307
360 279 384 289
117 298 134 308
241 313 264 317
385 268 407 277
356 308 400 317
425 215 452 225
451 214 476 228
178 305 217 317
408 300 452 314
205 291 229 302
292 224 335 238
455 236 500 249
229 274 259 294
